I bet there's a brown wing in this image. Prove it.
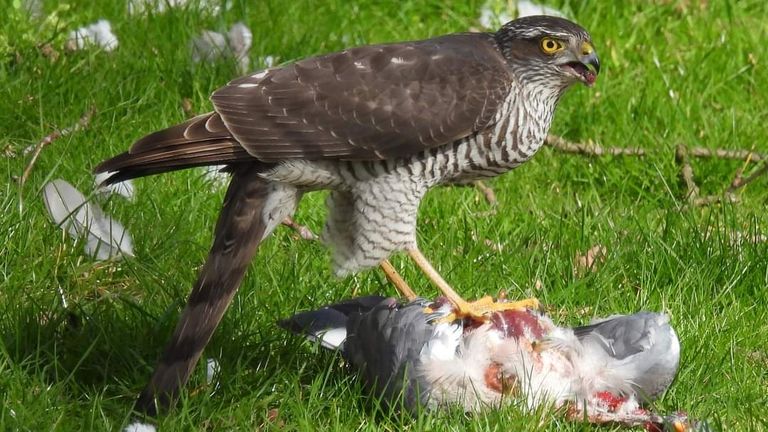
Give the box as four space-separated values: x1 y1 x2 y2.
211 32 512 161
93 113 255 184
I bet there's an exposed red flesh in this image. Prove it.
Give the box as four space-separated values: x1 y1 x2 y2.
490 309 546 340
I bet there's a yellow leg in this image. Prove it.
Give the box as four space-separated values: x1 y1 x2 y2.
406 248 540 320
380 259 417 301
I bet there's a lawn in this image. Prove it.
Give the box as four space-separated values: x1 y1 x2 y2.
2 0 767 430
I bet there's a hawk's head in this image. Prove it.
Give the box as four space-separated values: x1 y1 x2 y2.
495 16 600 89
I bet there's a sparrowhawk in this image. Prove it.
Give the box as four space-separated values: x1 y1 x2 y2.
95 15 600 415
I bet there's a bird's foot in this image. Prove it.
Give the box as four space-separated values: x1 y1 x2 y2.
435 296 541 323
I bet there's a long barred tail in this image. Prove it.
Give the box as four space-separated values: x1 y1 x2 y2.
94 112 253 185
134 166 300 416
96 114 299 416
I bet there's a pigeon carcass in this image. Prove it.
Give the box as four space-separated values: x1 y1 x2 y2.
281 296 708 431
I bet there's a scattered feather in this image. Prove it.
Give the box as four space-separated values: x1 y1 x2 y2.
94 172 135 201
478 2 512 29
123 422 156 432
200 164 229 188
516 0 566 18
128 0 225 15
128 0 182 14
479 0 566 29
21 0 44 19
43 179 134 260
228 22 253 73
84 213 134 261
206 357 221 392
191 30 227 63
66 20 118 51
191 23 253 74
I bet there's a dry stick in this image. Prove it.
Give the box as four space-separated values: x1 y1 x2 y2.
18 108 95 212
545 134 696 208
20 107 95 187
674 143 763 207
689 147 766 162
545 132 730 209
545 134 646 157
545 135 768 162
541 134 765 208
690 147 766 206
675 144 731 206
473 180 498 206
675 144 700 203
728 161 748 191
281 216 319 241
727 160 768 194
691 193 738 207
681 143 768 206
546 133 766 161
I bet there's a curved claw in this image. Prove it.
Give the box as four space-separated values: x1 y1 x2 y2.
429 297 543 324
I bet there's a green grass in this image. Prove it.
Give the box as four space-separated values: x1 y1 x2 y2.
2 0 768 430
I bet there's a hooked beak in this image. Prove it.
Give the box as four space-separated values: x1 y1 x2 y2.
580 51 600 86
560 42 600 86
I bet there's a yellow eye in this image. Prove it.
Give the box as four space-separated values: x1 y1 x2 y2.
540 37 564 54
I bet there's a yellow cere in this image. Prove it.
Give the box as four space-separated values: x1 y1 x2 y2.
540 37 564 54
581 42 594 56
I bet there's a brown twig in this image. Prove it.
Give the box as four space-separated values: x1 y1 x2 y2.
726 160 768 194
473 180 498 206
281 216 319 241
542 134 766 208
728 163 747 191
547 133 766 161
675 143 767 207
675 144 700 203
20 107 95 187
691 194 738 207
688 147 766 162
675 143 729 207
545 134 646 157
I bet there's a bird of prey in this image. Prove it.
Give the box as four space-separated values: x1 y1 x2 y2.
281 296 708 431
95 15 600 415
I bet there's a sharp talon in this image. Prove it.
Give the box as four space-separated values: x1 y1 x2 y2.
452 297 542 321
433 313 458 324
403 248 541 321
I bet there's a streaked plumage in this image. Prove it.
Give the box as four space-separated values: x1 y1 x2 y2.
282 297 706 431
95 16 600 415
